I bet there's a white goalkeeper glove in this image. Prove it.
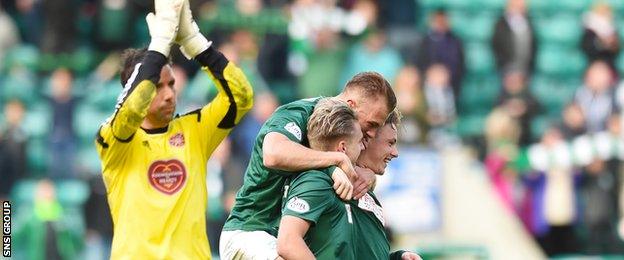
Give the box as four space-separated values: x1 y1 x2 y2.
146 0 185 57
175 0 212 59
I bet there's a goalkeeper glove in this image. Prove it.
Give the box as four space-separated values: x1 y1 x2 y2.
146 0 185 57
175 0 212 59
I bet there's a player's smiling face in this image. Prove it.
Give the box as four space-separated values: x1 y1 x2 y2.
146 65 177 127
356 123 398 175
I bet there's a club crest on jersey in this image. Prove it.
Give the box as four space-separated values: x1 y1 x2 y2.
148 159 187 195
169 133 185 147
286 197 310 213
284 122 302 141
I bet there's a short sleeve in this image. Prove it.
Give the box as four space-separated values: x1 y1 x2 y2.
263 108 307 143
282 172 334 225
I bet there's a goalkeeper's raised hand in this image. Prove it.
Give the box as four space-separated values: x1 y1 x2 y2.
175 0 211 59
146 0 185 57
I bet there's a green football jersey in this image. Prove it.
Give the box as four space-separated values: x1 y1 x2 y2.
282 167 356 259
350 192 391 259
223 97 321 235
350 192 407 260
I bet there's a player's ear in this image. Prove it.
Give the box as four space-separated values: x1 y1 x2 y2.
345 99 356 108
337 140 347 153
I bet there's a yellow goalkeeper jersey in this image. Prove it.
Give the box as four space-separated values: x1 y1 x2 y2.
95 49 253 259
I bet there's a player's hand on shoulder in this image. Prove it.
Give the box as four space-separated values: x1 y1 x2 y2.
352 166 375 200
402 251 422 260
331 167 353 201
336 152 358 181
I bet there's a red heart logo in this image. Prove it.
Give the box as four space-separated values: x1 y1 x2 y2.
148 159 187 195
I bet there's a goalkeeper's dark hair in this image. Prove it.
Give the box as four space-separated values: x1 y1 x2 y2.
343 71 397 114
119 48 172 86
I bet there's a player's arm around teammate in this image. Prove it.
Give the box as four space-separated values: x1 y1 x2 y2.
277 99 364 259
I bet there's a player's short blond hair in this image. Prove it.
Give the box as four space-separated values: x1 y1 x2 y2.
307 98 358 151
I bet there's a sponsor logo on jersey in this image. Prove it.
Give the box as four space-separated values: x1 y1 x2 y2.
284 122 302 141
358 193 386 226
286 197 310 213
169 133 185 147
148 159 187 195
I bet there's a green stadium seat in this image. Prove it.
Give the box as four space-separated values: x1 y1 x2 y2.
557 0 591 13
528 0 554 13
98 7 131 43
10 179 38 205
23 104 51 140
535 15 581 46
84 80 120 111
0 72 38 105
530 75 577 115
455 114 487 137
133 19 150 48
26 138 48 176
451 13 496 42
77 144 101 174
459 76 499 114
2 45 40 73
70 47 97 75
74 104 110 146
530 115 555 139
185 72 216 105
476 0 505 11
536 46 586 76
445 0 472 10
604 0 624 12
55 180 89 206
465 43 495 74
420 0 446 10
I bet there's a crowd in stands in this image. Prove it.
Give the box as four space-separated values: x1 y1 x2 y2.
2 0 624 258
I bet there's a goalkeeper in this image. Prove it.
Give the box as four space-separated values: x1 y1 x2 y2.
94 0 253 258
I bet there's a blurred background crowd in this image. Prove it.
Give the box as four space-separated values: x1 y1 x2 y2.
2 0 624 258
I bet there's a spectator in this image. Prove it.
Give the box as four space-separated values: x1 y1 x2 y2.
574 61 616 133
394 65 428 144
528 127 581 256
497 69 541 146
46 68 80 179
423 63 456 130
559 102 587 139
297 28 347 98
484 108 521 213
13 179 83 259
0 99 27 199
11 0 43 46
581 2 620 73
378 0 421 60
40 0 78 53
415 8 465 100
84 176 113 260
491 0 536 75
580 157 620 254
92 0 135 52
340 28 403 87
0 3 20 71
230 91 279 169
